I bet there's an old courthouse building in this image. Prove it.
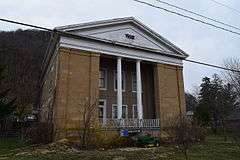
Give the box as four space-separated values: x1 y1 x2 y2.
40 17 189 139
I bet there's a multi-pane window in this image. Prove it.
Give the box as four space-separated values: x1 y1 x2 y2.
98 107 104 119
114 71 126 91
99 100 106 124
132 72 143 92
112 106 118 119
122 106 127 119
99 69 107 89
132 72 137 92
112 105 128 119
98 101 104 119
132 105 138 119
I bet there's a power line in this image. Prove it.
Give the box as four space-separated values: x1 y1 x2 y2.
209 0 240 16
0 18 53 32
154 0 240 31
0 17 239 73
185 59 240 73
133 0 240 36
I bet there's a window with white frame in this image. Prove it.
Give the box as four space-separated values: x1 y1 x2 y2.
132 72 137 92
132 71 143 92
98 100 105 119
114 71 126 91
112 105 128 119
99 69 107 89
132 105 138 119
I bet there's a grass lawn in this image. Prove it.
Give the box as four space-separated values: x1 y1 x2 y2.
0 135 240 160
0 137 27 155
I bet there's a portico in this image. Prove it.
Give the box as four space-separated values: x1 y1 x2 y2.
98 55 156 128
116 57 143 120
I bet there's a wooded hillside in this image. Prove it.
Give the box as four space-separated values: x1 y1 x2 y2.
0 29 50 117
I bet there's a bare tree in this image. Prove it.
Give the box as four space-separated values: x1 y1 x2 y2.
76 97 98 149
168 116 206 160
224 57 240 97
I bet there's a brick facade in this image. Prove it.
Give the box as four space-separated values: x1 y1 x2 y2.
53 47 99 139
154 64 186 128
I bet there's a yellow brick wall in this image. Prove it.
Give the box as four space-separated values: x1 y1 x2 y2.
154 63 186 128
54 47 100 139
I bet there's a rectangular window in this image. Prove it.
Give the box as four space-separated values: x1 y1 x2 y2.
98 100 106 119
112 105 128 119
132 105 138 119
112 106 118 119
99 69 107 89
99 107 104 119
132 72 137 92
132 72 143 92
114 71 125 91
122 105 127 119
99 100 106 124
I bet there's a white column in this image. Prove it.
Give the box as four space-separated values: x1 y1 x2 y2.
136 60 143 119
117 57 122 119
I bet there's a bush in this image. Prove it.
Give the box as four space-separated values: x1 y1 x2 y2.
226 121 240 148
70 129 137 149
23 122 53 144
136 134 160 147
162 117 207 160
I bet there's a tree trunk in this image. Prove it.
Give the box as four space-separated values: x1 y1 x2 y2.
184 148 188 160
222 119 227 142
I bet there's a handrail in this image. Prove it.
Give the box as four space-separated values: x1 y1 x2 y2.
99 118 160 129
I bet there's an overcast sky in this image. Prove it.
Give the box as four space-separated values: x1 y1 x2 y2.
1 0 240 93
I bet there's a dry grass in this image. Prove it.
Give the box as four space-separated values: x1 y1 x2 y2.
0 135 240 160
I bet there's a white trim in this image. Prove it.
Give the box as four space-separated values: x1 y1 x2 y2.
99 99 107 124
59 37 183 66
56 17 188 58
99 68 107 90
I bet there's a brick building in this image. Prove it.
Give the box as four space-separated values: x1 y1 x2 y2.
40 17 189 139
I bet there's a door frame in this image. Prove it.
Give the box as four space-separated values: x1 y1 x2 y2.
99 99 107 125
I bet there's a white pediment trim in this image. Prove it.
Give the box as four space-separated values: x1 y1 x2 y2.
56 17 188 59
59 36 183 66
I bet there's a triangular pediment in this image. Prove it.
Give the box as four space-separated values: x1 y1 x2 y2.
56 17 188 58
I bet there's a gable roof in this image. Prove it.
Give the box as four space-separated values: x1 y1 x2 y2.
56 17 188 59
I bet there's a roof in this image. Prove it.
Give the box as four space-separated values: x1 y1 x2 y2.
55 17 189 59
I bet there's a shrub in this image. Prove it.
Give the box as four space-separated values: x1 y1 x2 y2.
136 134 160 147
23 122 53 144
163 116 207 160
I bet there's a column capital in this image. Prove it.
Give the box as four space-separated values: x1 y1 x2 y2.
136 59 142 62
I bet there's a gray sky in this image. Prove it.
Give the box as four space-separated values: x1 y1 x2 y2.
1 0 240 93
